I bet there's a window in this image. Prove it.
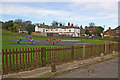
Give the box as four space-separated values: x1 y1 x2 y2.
43 29 45 32
56 29 58 31
69 30 71 32
116 30 120 33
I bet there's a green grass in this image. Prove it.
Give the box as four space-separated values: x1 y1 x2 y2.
60 37 117 44
2 29 117 51
81 39 116 44
2 30 50 52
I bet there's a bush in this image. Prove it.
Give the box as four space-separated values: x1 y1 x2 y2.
103 36 109 39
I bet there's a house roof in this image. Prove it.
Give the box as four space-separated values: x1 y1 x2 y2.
104 28 114 33
54 26 80 29
114 26 120 30
19 27 27 31
103 26 120 35
37 24 52 28
37 24 80 29
80 29 85 34
86 27 96 31
80 29 85 32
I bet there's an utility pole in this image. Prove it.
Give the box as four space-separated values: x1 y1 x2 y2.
103 25 105 31
103 25 105 38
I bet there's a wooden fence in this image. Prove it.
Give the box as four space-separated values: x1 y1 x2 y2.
2 43 118 74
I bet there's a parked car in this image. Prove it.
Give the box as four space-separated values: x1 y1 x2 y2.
89 36 94 39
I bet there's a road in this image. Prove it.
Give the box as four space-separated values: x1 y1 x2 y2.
55 58 118 78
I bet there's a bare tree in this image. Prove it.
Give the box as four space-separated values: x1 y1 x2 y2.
89 22 95 27
14 19 23 26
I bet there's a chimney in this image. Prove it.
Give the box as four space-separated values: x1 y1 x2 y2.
68 22 70 27
71 23 73 27
43 23 45 25
109 27 111 30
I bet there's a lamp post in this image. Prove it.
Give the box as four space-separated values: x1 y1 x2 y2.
103 25 105 38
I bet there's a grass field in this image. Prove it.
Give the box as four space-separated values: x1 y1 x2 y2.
2 30 50 51
2 29 117 51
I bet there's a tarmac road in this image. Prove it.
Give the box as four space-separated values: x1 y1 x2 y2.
9 41 91 46
55 58 118 78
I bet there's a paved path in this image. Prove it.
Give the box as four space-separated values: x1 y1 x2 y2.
55 58 118 78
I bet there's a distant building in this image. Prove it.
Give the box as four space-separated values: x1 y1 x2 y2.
80 27 97 36
86 27 97 34
114 26 120 37
104 26 120 37
35 23 80 37
18 27 28 33
80 29 85 36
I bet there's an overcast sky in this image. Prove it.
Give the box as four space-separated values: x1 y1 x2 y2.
0 0 119 30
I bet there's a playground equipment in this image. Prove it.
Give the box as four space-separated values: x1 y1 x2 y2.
46 40 59 45
81 38 82 43
46 39 61 45
17 39 21 44
9 35 32 41
76 42 88 44
9 35 34 44
30 37 34 44
17 36 34 44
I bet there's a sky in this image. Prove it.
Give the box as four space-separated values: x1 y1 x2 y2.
0 0 119 30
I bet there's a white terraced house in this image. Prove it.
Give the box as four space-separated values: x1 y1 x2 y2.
35 24 80 37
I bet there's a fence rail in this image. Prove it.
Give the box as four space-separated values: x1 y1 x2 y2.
2 43 118 74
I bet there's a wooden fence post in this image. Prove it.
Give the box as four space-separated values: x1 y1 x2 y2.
105 44 106 55
28 48 30 68
5 49 8 74
41 47 46 67
51 62 56 72
2 49 4 74
25 48 27 70
113 43 115 51
22 48 25 70
33 48 35 68
19 49 21 71
90 45 93 57
38 48 40 66
103 44 105 53
12 49 15 72
30 48 33 69
82 45 85 59
109 44 110 53
36 48 38 67
9 49 11 72
71 45 74 59
16 48 18 72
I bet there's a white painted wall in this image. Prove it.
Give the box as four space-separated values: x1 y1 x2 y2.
35 25 80 37
104 35 109 36
35 26 39 32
